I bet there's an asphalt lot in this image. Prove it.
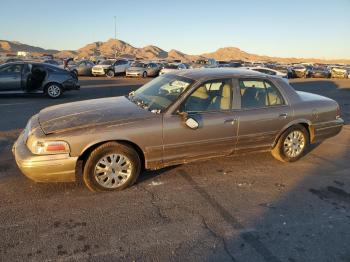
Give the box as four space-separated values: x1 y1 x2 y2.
0 77 350 262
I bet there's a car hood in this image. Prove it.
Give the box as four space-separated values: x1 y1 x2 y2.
127 66 146 71
38 96 153 134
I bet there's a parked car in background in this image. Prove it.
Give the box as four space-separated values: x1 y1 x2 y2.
69 60 95 76
5 58 23 63
126 62 160 77
245 67 288 78
191 58 218 68
291 65 309 78
43 59 63 67
242 67 289 83
272 65 293 78
159 63 187 75
91 59 115 76
217 61 230 67
0 62 79 98
309 66 331 78
226 61 243 68
331 67 348 78
92 59 130 77
13 68 343 192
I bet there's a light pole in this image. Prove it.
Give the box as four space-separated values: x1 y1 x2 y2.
114 16 117 58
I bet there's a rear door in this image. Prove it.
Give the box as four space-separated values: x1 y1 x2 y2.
0 64 22 91
234 78 292 152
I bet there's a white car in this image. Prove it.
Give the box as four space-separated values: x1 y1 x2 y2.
159 63 187 75
243 67 289 83
92 59 130 77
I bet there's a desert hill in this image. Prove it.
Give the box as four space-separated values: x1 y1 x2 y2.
1 39 349 64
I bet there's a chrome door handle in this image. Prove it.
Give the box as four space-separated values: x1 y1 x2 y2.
224 119 237 125
279 113 288 119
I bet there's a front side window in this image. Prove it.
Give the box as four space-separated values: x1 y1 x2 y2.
181 79 232 112
240 79 284 109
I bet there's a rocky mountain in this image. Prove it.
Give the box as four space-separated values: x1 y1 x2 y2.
1 39 349 64
202 47 350 64
0 40 58 55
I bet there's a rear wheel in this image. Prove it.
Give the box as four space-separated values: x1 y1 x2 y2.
83 142 141 192
106 70 115 78
45 83 63 98
271 125 309 162
142 71 147 78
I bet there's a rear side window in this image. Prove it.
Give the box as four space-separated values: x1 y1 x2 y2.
240 79 284 109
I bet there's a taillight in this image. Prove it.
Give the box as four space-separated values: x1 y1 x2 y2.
336 105 341 119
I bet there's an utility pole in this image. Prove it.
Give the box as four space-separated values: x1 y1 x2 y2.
114 16 117 59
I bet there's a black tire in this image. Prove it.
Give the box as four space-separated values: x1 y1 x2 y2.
83 142 141 192
106 70 115 78
72 70 78 78
271 124 309 163
45 83 63 99
142 71 147 78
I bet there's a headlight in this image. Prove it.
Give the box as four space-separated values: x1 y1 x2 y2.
29 140 70 155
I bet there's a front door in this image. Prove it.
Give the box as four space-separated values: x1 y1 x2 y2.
114 60 128 73
162 79 238 166
235 78 293 152
0 64 22 91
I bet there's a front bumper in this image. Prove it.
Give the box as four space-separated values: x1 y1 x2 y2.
126 71 142 77
92 70 106 76
310 118 344 143
13 131 77 182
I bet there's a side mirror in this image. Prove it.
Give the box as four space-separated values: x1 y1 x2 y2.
185 117 199 129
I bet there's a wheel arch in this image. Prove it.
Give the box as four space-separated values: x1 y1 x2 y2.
77 139 146 175
272 119 313 148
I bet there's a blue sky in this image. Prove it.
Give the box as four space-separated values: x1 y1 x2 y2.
1 0 349 59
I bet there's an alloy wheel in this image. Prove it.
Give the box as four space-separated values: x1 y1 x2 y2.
47 85 61 98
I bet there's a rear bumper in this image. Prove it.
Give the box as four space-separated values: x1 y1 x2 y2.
310 118 344 143
13 131 77 182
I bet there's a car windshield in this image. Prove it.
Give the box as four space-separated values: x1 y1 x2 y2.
131 62 146 68
128 75 193 113
99 60 114 65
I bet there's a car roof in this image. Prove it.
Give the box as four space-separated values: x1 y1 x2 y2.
169 68 267 81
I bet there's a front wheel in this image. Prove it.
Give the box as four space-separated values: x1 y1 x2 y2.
271 125 309 162
46 83 63 98
83 142 141 192
142 71 147 78
106 70 115 78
